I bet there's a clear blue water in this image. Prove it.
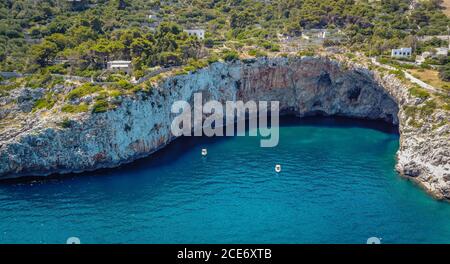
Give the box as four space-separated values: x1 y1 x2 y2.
1 117 450 244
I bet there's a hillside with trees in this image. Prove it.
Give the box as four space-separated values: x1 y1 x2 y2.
0 0 449 115
0 0 449 74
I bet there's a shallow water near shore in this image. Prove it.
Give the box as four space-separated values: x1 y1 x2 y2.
1 116 450 244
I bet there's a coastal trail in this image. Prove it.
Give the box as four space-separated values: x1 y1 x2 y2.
370 57 447 95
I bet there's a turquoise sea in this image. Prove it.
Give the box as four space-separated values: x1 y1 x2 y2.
1 117 450 244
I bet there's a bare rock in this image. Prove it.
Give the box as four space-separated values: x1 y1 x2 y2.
0 57 448 201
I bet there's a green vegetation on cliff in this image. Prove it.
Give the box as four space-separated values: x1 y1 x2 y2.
1 0 449 74
0 0 449 116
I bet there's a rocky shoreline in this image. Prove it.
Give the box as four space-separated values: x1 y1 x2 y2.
0 56 449 199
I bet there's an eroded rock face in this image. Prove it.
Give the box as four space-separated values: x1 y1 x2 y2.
0 57 449 199
0 87 45 117
237 58 398 124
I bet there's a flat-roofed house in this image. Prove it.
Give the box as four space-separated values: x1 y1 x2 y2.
391 47 412 58
184 29 205 40
435 47 449 56
107 60 132 74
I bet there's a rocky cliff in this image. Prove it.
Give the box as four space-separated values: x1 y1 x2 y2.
0 57 449 199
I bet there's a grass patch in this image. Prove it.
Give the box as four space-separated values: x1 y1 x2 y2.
420 100 436 116
409 86 430 99
61 103 89 113
182 65 196 73
222 50 239 62
248 49 268 58
408 118 423 128
149 74 163 83
116 80 134 90
0 80 21 97
388 69 405 79
25 74 64 89
33 93 56 111
187 59 209 70
66 83 102 100
403 99 438 128
109 89 123 98
297 49 315 57
443 104 450 111
92 100 109 114
207 55 220 64
345 53 356 59
408 69 450 92
403 105 417 118
59 117 73 128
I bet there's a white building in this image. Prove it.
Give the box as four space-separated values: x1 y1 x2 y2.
435 47 449 56
302 29 327 40
107 60 132 74
391 47 412 58
184 29 205 40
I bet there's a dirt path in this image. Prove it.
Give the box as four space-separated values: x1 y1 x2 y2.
370 57 446 94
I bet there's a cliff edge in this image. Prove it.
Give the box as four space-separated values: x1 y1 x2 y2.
0 57 449 199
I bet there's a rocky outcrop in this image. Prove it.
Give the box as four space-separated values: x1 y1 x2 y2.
0 57 448 199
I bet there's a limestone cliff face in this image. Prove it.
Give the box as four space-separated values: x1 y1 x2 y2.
0 57 448 199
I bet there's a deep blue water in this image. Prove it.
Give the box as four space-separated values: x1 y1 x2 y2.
1 117 450 244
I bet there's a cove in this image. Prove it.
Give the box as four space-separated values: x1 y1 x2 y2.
0 116 450 244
